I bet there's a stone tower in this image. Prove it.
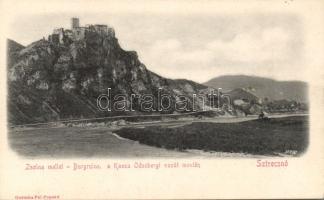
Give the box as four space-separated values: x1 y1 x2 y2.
71 18 79 29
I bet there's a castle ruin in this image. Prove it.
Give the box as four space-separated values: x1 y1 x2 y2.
48 18 115 44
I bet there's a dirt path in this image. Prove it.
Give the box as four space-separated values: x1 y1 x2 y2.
120 113 308 128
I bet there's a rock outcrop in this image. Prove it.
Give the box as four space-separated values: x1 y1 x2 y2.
8 31 211 125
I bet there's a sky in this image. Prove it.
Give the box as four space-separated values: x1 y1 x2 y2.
8 12 305 83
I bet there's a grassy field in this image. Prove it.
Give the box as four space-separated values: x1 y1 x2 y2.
114 116 308 156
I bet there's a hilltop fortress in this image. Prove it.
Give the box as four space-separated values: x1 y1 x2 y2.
48 18 115 44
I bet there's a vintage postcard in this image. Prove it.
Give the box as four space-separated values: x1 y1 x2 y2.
0 0 323 199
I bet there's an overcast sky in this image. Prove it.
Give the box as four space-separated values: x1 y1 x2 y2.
8 13 305 83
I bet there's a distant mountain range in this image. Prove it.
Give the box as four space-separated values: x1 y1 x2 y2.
204 75 308 102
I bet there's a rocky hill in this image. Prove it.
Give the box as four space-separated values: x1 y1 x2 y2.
204 75 308 102
9 25 306 125
8 31 212 125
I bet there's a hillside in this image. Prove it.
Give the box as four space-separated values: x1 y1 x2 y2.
7 39 24 52
204 75 308 102
7 39 25 67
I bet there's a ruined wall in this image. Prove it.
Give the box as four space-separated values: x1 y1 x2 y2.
93 25 108 34
53 28 64 44
71 18 79 29
72 27 86 41
107 27 115 37
48 34 60 44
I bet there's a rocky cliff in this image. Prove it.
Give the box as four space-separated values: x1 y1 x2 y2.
8 31 210 125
